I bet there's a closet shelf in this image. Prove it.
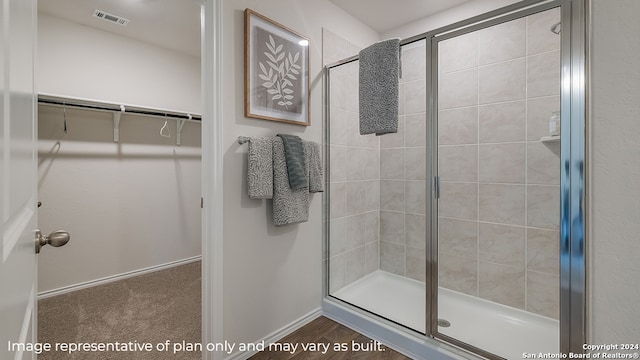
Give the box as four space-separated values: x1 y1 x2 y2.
540 135 560 143
37 94 202 122
38 94 201 145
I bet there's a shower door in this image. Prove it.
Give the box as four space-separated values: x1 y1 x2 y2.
428 1 584 358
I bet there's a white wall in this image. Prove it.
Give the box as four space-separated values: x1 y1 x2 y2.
37 13 202 293
589 0 640 343
382 0 519 39
220 0 378 348
38 13 201 114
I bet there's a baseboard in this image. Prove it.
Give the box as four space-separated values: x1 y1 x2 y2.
37 255 202 299
225 308 323 360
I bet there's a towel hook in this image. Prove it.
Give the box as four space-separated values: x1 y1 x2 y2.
160 114 170 138
63 102 68 134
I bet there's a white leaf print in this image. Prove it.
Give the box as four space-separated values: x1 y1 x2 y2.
257 33 302 110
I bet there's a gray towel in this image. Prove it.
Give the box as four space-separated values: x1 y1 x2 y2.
359 38 401 136
305 141 324 193
272 137 309 226
277 134 308 189
247 137 273 199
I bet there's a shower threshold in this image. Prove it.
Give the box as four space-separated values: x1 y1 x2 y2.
333 270 558 360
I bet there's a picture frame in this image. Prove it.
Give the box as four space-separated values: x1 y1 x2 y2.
244 8 310 126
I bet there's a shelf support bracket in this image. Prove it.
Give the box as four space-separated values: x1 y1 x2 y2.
176 115 188 146
113 105 124 143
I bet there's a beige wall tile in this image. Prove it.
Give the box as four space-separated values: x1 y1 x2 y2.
479 184 525 225
346 147 367 181
406 147 426 180
439 107 478 145
346 181 365 215
364 210 379 244
439 32 478 74
380 180 405 211
380 210 405 244
478 101 525 143
329 253 346 293
380 148 405 180
363 180 379 212
380 116 405 148
329 218 347 257
406 247 426 282
439 145 478 182
527 141 560 185
402 42 426 83
330 107 348 145
527 185 560 230
479 261 525 309
527 8 561 55
526 270 559 319
479 223 525 267
329 145 346 182
345 247 366 285
478 17 526 65
439 252 477 296
330 182 346 219
527 228 559 275
478 143 525 184
527 51 560 98
406 214 426 250
380 241 405 276
346 214 366 250
439 68 478 110
406 113 427 147
439 217 477 259
405 180 426 214
364 148 379 180
405 80 426 114
365 242 379 274
439 181 478 220
527 96 560 141
479 58 526 104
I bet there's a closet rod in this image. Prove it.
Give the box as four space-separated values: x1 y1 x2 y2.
37 95 202 122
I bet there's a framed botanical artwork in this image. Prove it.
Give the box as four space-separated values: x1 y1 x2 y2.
245 9 310 126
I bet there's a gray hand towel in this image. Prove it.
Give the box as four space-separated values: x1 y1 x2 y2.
272 137 309 226
305 141 324 193
277 134 308 189
247 137 273 199
359 38 401 136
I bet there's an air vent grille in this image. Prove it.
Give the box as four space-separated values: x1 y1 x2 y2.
92 9 130 26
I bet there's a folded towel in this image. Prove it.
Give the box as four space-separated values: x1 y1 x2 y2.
359 38 401 136
305 141 324 193
272 137 309 226
247 137 273 199
277 134 308 189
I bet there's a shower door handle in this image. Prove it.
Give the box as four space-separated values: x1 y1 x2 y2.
434 176 441 199
35 229 71 254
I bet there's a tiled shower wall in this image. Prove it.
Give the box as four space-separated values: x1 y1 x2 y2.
437 8 561 319
325 29 380 293
378 40 428 282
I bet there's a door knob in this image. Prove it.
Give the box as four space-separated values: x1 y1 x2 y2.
35 229 70 254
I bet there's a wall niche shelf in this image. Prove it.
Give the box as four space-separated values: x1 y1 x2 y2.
540 135 560 143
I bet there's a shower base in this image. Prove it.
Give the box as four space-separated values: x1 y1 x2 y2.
333 270 559 360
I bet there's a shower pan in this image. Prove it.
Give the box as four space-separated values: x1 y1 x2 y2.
323 0 586 359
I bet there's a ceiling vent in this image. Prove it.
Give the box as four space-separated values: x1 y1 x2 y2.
92 9 130 26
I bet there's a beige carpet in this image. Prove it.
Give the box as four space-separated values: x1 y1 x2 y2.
38 261 201 360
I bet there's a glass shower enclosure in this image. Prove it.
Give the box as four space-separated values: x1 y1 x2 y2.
324 1 586 359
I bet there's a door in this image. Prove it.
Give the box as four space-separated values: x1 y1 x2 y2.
1 0 38 359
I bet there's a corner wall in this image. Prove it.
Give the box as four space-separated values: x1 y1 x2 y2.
589 0 640 343
220 0 378 348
